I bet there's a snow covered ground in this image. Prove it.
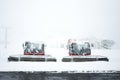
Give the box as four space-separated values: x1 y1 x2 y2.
0 48 120 72
0 0 120 72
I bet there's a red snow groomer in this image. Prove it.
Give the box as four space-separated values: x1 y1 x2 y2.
23 41 45 55
69 42 91 56
62 39 109 62
8 41 56 62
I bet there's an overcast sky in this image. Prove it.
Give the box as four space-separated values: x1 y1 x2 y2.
0 0 120 49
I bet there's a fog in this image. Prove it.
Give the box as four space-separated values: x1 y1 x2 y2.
0 0 120 48
0 0 120 71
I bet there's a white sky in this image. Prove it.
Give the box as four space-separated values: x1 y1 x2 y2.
0 0 120 49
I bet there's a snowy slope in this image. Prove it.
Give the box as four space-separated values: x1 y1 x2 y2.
0 48 120 71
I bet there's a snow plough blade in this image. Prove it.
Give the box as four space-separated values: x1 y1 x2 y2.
8 55 56 62
62 55 109 62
